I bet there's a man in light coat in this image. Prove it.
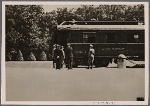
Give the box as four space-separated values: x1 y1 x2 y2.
88 44 95 69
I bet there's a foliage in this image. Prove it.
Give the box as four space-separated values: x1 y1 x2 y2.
28 52 36 61
6 52 12 61
39 51 47 61
16 50 24 61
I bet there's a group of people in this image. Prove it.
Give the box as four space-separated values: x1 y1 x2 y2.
52 43 95 70
52 43 73 70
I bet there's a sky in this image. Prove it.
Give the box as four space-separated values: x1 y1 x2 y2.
42 5 81 12
42 4 141 13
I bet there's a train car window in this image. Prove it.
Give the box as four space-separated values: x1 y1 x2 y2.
127 35 139 43
83 32 96 43
106 34 117 43
57 31 68 46
126 31 144 43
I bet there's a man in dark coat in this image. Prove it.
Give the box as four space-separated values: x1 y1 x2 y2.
52 44 56 68
65 44 73 69
54 44 63 70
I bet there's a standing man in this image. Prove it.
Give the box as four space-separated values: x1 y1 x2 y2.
52 44 56 68
88 44 95 69
60 46 65 68
65 44 73 69
54 44 63 70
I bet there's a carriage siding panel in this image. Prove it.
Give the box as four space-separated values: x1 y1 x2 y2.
57 30 144 60
66 30 144 43
57 25 144 31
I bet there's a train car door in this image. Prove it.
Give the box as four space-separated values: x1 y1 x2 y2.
106 32 117 43
57 30 68 47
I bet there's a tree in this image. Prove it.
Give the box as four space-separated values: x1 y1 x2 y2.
16 50 24 61
28 52 36 61
6 5 53 60
6 52 12 61
39 51 47 61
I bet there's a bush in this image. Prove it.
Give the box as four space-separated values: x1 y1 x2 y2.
39 51 47 61
16 50 24 61
6 52 12 61
28 52 36 61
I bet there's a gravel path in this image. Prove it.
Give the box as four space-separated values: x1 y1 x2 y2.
6 62 145 101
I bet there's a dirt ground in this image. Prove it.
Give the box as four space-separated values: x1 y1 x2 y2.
5 61 145 101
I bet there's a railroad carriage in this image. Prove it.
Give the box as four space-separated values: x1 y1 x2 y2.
53 21 145 67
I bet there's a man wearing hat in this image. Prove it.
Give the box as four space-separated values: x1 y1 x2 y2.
54 44 63 70
88 44 95 69
65 43 73 69
60 46 65 68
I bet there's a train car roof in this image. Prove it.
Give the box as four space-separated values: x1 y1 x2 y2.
60 21 142 25
57 25 144 30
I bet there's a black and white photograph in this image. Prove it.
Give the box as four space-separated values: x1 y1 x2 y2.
1 1 149 105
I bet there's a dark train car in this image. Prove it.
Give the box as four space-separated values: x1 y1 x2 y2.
54 21 145 67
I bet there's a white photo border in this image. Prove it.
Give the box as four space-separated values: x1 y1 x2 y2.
1 1 149 105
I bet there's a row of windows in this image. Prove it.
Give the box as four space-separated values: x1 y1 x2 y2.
68 32 144 43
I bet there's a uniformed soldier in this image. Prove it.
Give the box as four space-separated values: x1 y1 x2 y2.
54 44 63 70
60 46 65 68
65 44 73 69
88 44 95 69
